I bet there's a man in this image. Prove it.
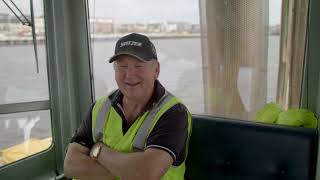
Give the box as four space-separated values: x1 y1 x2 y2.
64 33 192 180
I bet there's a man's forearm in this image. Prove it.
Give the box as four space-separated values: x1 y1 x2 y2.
64 143 115 178
65 157 112 178
94 143 172 180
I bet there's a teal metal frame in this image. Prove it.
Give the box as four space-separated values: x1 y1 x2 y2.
0 101 50 114
302 0 320 116
302 0 320 179
44 0 93 176
0 0 93 179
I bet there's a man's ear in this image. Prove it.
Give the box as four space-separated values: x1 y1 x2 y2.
154 61 160 79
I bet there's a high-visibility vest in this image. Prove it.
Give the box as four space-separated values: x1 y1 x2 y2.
92 90 192 180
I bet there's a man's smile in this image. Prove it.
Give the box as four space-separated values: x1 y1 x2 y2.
125 82 140 86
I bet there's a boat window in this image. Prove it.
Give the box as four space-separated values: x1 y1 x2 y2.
0 0 52 167
88 0 203 114
200 0 308 120
0 110 51 166
88 0 308 120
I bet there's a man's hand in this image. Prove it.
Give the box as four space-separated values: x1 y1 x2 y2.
64 143 115 179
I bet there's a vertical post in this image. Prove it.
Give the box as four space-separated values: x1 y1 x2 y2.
300 0 320 178
44 0 93 174
200 0 269 119
276 0 309 109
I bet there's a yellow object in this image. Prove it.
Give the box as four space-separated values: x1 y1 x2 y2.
0 137 52 164
256 102 318 128
256 102 283 123
277 109 318 128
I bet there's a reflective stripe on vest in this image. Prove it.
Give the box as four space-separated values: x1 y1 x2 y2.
94 97 112 142
133 91 172 151
93 90 173 151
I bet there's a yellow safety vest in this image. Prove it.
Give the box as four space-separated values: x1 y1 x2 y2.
92 91 192 180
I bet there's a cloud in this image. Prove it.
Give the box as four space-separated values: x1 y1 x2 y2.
1 0 281 25
90 0 200 23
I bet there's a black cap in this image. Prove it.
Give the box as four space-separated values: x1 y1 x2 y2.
109 33 157 63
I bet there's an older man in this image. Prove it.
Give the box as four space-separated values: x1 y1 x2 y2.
64 33 192 180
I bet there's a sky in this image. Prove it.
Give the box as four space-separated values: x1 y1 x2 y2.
1 0 281 25
269 0 282 25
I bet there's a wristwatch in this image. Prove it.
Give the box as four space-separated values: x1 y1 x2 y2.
90 143 102 159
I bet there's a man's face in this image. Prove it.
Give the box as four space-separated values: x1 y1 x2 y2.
114 55 160 101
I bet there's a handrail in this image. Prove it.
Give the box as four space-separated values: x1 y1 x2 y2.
0 100 50 115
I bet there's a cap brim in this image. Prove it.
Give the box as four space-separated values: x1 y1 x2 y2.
108 52 149 63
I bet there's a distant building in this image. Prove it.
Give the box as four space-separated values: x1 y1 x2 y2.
0 13 9 23
269 24 281 35
165 22 178 33
0 14 10 31
0 13 34 36
0 13 28 24
0 23 8 32
134 23 148 33
34 17 45 36
176 22 192 34
190 24 200 34
115 23 135 34
147 22 165 33
90 18 114 34
9 23 31 37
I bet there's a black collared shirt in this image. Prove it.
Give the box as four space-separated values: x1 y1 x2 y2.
71 80 189 166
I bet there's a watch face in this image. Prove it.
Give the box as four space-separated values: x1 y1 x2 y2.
92 145 100 158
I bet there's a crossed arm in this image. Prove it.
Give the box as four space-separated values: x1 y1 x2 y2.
64 142 115 180
64 142 173 180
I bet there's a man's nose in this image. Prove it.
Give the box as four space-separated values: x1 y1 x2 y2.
125 66 137 77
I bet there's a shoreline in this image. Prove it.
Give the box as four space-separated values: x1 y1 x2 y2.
0 34 200 46
0 33 280 47
0 33 280 46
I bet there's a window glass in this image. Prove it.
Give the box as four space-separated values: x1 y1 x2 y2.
199 0 287 119
89 0 305 120
0 0 52 167
0 0 48 104
267 0 282 103
88 0 204 114
0 110 52 167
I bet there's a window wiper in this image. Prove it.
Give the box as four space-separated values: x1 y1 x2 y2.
2 0 39 73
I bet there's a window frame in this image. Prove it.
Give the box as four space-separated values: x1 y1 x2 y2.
0 0 93 179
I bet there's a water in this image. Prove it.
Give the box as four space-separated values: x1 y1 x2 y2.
92 37 204 114
0 36 280 157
